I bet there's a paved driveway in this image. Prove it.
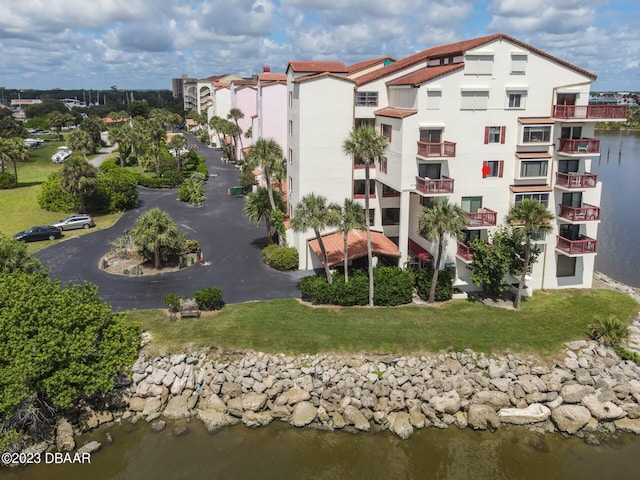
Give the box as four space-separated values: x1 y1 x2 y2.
35 135 304 311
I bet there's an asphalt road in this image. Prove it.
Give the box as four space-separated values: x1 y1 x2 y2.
35 135 305 311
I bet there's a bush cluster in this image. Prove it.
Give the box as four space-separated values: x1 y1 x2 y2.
194 286 223 310
262 245 298 271
0 172 17 189
415 267 454 302
37 171 77 212
300 267 414 306
135 174 176 189
87 167 139 213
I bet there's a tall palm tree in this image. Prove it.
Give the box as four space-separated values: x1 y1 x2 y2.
227 108 245 159
130 208 183 270
417 198 468 303
244 187 285 243
209 115 224 148
67 129 94 161
506 199 555 308
343 124 388 306
48 111 65 138
336 198 365 283
246 138 283 212
60 157 98 213
0 137 28 183
291 193 341 284
167 134 188 171
108 123 133 167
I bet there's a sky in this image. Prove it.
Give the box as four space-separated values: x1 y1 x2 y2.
0 0 638 93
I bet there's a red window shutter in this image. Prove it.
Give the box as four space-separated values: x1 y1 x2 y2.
484 126 489 144
500 126 506 144
498 160 504 178
482 160 488 178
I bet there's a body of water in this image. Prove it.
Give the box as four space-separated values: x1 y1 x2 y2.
591 130 640 287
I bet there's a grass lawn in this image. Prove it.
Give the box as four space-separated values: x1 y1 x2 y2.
0 139 122 252
128 289 639 357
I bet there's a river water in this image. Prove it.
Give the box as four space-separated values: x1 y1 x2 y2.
2 131 640 480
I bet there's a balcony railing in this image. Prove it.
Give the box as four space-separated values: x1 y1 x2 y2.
466 208 497 228
555 172 598 188
456 241 473 262
415 176 454 195
417 141 456 158
558 203 601 222
556 235 597 254
553 104 627 120
558 138 600 154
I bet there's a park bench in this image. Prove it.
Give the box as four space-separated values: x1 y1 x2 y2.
179 298 201 319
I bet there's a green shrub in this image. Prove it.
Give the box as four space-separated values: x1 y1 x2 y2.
262 243 280 260
300 275 335 304
264 246 298 271
194 286 223 310
614 345 640 364
195 162 209 177
0 172 17 189
184 239 200 254
37 171 77 212
99 160 119 172
87 167 139 213
332 270 369 306
415 267 454 302
161 169 184 188
164 293 182 313
135 174 174 189
588 315 630 346
373 266 415 306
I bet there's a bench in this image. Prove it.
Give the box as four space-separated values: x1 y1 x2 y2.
179 299 201 319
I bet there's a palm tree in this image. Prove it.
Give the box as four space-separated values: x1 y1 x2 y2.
130 208 184 270
209 115 224 148
291 193 340 284
67 129 94 161
417 198 468 303
167 134 188 171
60 157 98 213
48 111 65 138
0 234 42 274
335 198 365 283
227 108 245 159
506 199 554 308
108 123 133 167
343 124 388 306
244 187 285 243
0 137 28 183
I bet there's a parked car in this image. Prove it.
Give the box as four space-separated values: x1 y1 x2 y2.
13 225 63 242
51 215 95 231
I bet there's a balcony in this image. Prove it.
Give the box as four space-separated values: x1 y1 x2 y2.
415 176 454 195
553 104 627 120
417 141 456 158
556 235 597 255
555 172 598 189
558 203 601 222
558 138 600 155
456 241 473 262
466 208 497 228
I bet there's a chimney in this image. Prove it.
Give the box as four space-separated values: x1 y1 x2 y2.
263 66 271 73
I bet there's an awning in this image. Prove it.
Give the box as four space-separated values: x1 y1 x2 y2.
509 185 552 193
518 117 554 124
408 238 433 261
308 230 400 267
515 152 552 159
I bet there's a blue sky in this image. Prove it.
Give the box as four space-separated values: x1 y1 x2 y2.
0 0 638 92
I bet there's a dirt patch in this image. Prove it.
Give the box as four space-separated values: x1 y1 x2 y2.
99 250 198 276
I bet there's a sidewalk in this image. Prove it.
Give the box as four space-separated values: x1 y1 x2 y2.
89 144 119 168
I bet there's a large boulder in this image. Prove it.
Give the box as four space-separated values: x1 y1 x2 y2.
283 387 310 405
242 411 273 428
163 396 191 419
550 405 592 434
343 406 370 431
291 401 317 427
473 391 510 410
468 404 500 431
498 403 551 425
388 412 414 440
55 419 75 452
197 409 239 432
242 392 268 412
614 418 640 434
582 394 626 420
429 390 461 414
560 384 594 404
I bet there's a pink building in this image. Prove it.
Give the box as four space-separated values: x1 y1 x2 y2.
230 79 257 160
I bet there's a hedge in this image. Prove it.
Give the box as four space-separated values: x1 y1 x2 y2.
414 267 454 302
262 245 298 271
194 286 223 310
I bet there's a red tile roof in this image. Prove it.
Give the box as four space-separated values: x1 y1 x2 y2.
386 64 463 86
374 107 418 119
308 229 401 267
231 79 257 86
258 73 287 82
292 72 355 84
288 61 348 74
347 57 395 75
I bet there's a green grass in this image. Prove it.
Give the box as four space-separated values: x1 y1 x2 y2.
0 139 122 252
127 289 639 357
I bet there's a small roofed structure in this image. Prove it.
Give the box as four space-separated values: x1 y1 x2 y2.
308 230 400 267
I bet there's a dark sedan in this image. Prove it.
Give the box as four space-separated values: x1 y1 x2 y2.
14 225 63 242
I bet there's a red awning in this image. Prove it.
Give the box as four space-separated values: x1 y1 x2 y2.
308 230 400 267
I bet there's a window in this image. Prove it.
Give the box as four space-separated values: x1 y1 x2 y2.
354 180 375 198
288 91 292 108
382 184 400 197
461 91 489 110
515 193 549 207
427 90 441 110
418 163 441 179
288 120 293 136
288 148 293 165
558 159 580 174
484 126 505 144
522 126 551 143
465 54 493 75
508 93 524 109
483 160 504 178
461 196 482 213
355 91 379 107
379 156 387 173
560 126 582 139
381 123 392 141
557 255 577 277
520 160 548 177
288 176 292 192
382 208 401 225
368 209 375 225
420 129 442 143
511 54 527 74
